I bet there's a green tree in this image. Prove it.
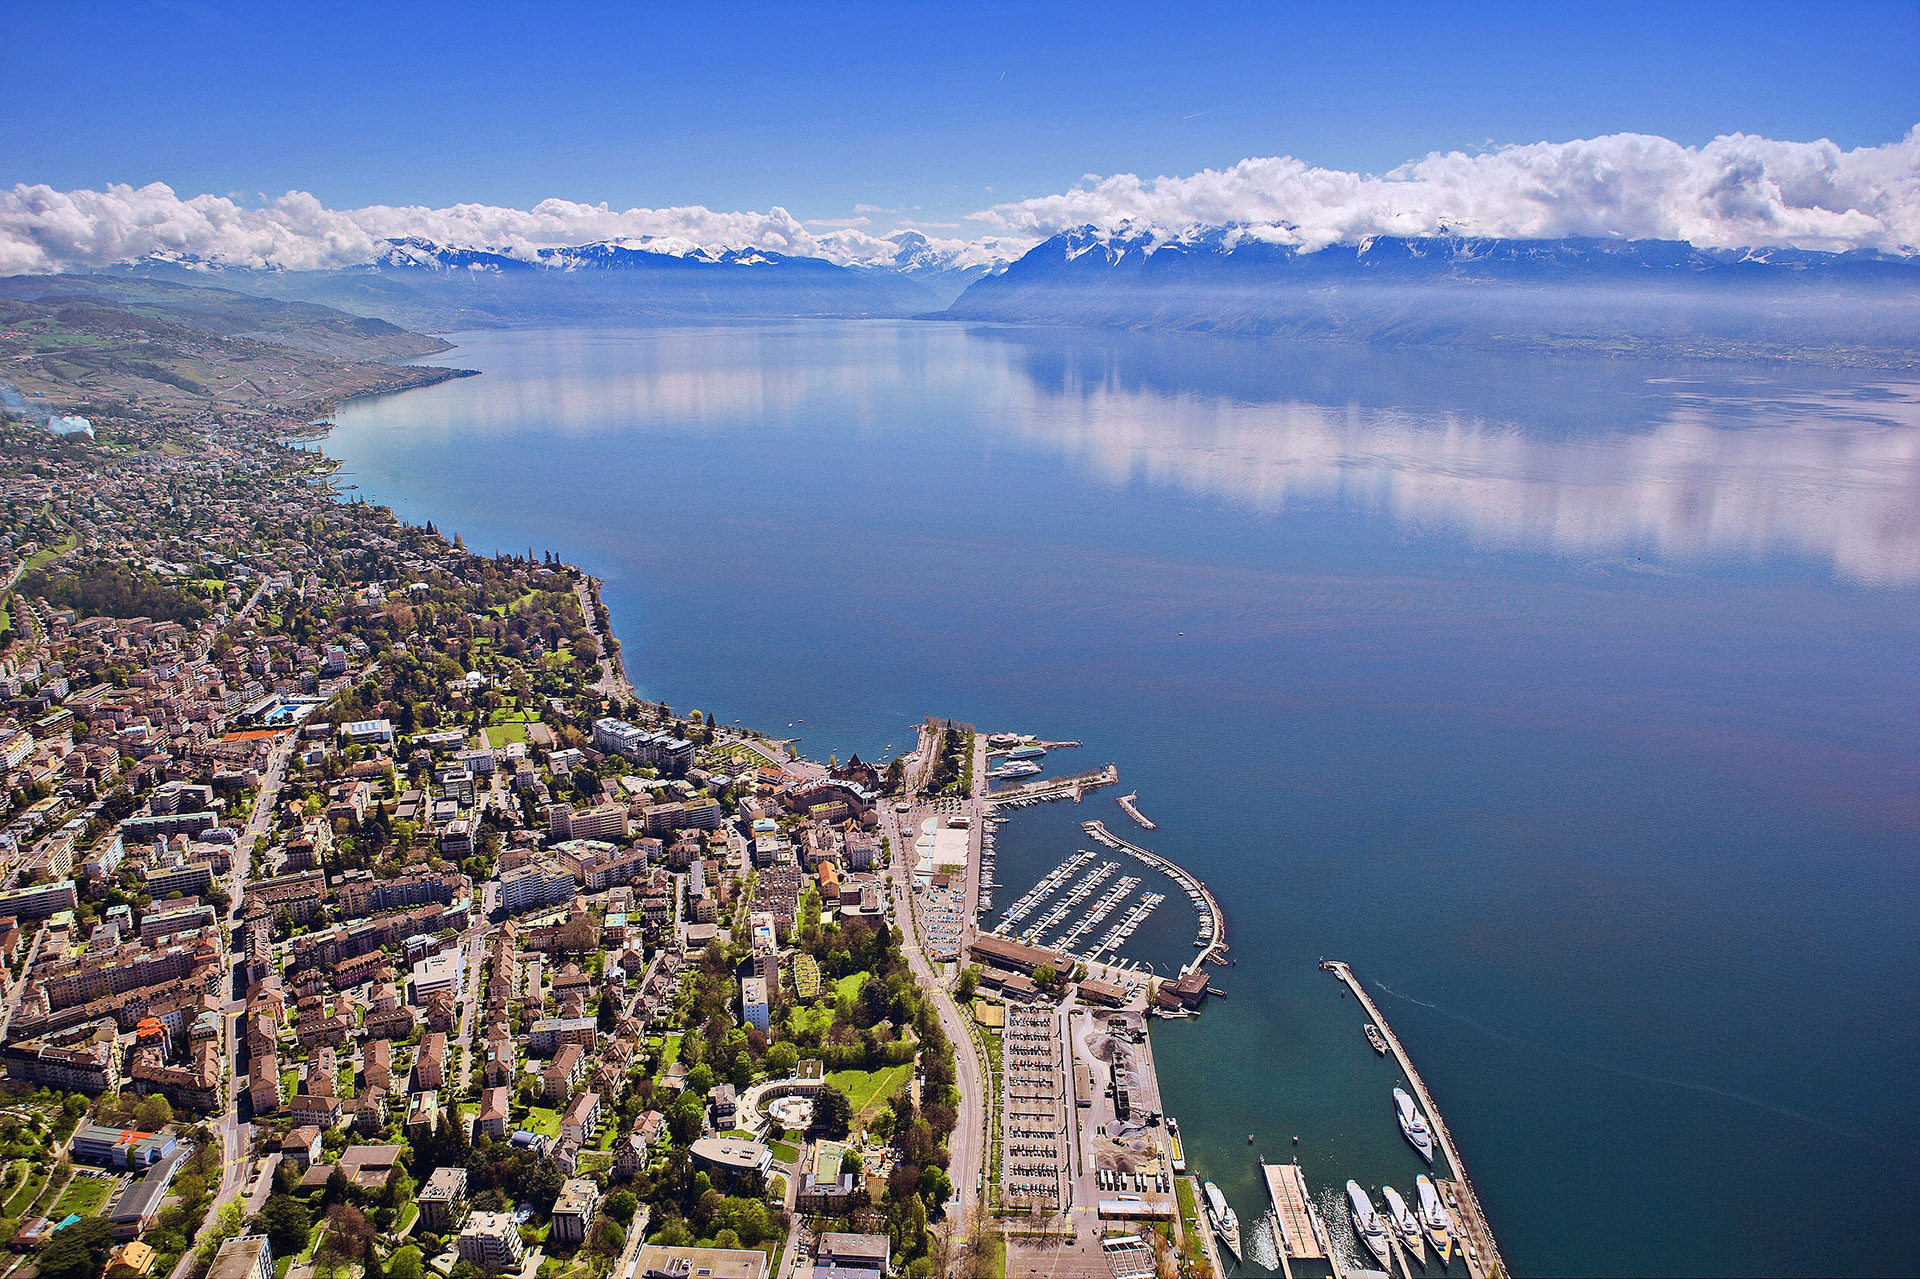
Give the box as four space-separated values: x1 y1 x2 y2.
132 1093 173 1130
38 1218 113 1279
387 1247 424 1279
812 1084 853 1139
604 1189 637 1226
257 1194 313 1258
765 1042 798 1077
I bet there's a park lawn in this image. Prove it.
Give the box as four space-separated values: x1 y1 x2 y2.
654 1033 684 1079
833 972 868 1002
49 1174 110 1218
825 1063 912 1120
485 710 542 748
769 1141 799 1165
524 1106 562 1139
787 1004 833 1041
3 1164 47 1217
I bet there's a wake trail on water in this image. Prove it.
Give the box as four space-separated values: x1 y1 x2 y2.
1368 976 1902 1156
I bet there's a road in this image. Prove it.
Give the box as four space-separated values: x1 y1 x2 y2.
879 731 992 1244
167 728 293 1279
574 576 632 701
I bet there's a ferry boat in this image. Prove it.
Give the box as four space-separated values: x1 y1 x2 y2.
1365 1024 1389 1055
1203 1182 1242 1263
1382 1185 1428 1267
1347 1181 1394 1269
987 761 1042 780
1005 744 1047 760
1417 1175 1455 1264
1395 1087 1436 1163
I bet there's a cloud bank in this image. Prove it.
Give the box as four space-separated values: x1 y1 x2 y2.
0 185 1005 275
977 128 1920 254
2 128 1915 274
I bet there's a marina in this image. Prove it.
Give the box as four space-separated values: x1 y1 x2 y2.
1050 874 1140 951
995 849 1096 928
1323 960 1507 1279
1082 819 1228 971
1087 890 1166 959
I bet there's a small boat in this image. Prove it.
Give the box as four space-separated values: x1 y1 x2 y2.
1417 1175 1455 1265
1383 1185 1428 1267
1203 1182 1242 1263
1347 1181 1394 1269
1395 1087 1436 1163
1365 1024 1389 1055
1247 1133 1255 1144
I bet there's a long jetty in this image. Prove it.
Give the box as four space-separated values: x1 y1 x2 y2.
985 763 1119 807
1322 961 1506 1279
1082 820 1227 973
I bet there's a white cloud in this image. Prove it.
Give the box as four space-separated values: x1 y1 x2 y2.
975 127 1920 253
3 127 1915 275
0 183 908 273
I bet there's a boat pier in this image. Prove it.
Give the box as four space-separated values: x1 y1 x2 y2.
986 763 1120 808
995 850 1095 929
1088 891 1165 958
1116 790 1157 830
1259 1161 1327 1279
1082 819 1228 973
1322 960 1506 1279
1051 875 1140 951
1024 863 1120 940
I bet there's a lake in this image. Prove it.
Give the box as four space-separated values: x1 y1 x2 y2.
328 321 1920 1276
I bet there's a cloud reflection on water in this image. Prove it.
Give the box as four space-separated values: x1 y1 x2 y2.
992 345 1920 586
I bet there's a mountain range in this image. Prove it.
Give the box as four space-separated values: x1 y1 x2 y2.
7 229 1916 363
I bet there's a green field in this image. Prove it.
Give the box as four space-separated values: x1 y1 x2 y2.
485 709 542 748
769 1141 799 1165
824 1063 912 1119
2 1164 48 1217
522 1105 562 1138
50 1174 111 1218
654 1033 684 1079
833 971 868 1002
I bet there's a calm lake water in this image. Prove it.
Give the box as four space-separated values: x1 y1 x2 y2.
328 322 1920 1276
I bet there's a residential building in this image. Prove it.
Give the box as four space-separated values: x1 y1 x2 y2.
205 1237 272 1279
456 1211 525 1271
549 1177 599 1247
417 1166 469 1233
740 976 769 1033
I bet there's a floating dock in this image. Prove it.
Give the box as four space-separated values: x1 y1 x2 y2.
1260 1161 1326 1265
1322 960 1506 1279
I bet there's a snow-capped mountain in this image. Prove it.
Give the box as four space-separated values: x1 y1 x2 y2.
944 228 1920 360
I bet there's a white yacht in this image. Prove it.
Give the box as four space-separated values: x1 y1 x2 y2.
1204 1181 1242 1263
1347 1180 1393 1269
1382 1185 1429 1267
1396 1086 1436 1163
1417 1175 1456 1265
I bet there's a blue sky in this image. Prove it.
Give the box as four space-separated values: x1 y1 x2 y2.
4 0 1917 232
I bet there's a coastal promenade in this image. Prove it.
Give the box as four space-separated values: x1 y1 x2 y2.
1323 961 1506 1279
